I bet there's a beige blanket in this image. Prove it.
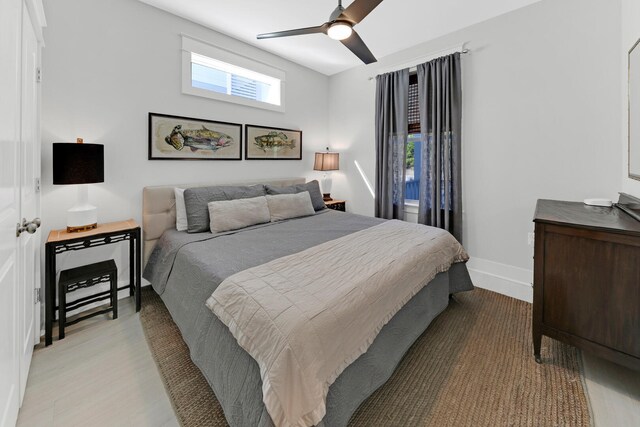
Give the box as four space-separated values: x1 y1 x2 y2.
206 220 469 427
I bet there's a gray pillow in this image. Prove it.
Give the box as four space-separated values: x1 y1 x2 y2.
266 192 315 222
208 196 270 233
265 180 325 211
184 184 266 233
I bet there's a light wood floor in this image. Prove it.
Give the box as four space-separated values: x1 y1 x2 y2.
16 297 640 427
16 299 178 427
582 352 640 427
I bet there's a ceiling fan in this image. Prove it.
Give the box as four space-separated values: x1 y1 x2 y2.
256 0 383 65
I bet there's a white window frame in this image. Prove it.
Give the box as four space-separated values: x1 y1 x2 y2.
181 34 286 112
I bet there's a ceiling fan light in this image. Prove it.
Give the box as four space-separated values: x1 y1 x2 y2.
328 22 353 40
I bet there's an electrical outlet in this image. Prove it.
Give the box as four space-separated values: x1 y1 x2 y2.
527 232 535 246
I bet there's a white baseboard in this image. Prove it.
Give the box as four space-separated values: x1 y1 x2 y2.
466 257 533 303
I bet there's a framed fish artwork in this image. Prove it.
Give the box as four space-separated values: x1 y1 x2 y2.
148 113 242 160
245 125 302 160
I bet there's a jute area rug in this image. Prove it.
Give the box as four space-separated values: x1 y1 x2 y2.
139 287 591 427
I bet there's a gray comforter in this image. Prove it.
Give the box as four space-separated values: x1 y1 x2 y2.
144 210 473 427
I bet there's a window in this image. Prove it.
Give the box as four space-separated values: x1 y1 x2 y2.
405 73 421 202
404 73 451 210
190 53 281 105
405 133 421 202
182 35 285 112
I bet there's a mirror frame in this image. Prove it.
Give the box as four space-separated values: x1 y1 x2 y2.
629 38 640 180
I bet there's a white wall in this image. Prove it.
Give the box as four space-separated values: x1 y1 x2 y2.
329 0 622 300
622 0 640 196
41 0 329 311
40 0 624 312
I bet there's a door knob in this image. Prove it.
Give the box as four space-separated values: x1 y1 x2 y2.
16 218 41 237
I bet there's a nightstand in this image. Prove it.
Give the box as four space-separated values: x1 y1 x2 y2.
45 219 141 346
325 200 346 212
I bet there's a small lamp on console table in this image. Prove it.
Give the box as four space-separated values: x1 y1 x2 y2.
313 147 339 201
53 138 104 232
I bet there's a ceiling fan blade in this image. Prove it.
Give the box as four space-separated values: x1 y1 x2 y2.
339 0 384 24
340 30 377 64
257 24 328 40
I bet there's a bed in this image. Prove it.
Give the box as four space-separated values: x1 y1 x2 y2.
142 178 473 427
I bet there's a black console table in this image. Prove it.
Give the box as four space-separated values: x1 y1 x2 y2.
45 219 141 346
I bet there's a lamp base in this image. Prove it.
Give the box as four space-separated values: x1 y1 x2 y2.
67 223 97 233
67 203 98 233
66 184 98 233
323 193 333 201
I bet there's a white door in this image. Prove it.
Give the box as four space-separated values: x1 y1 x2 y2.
18 0 41 402
0 0 24 424
1 1 43 425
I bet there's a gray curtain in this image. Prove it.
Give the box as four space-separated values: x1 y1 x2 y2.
375 69 409 220
416 53 462 242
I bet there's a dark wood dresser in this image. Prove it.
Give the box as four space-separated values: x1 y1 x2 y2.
533 199 640 371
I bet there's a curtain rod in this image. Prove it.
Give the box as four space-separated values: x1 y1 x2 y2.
367 47 469 81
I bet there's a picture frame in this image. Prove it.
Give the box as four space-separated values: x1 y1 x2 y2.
148 113 242 160
245 124 302 160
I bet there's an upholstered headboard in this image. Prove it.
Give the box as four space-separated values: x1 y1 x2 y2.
142 177 306 265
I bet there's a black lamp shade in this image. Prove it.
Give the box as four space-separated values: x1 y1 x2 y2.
53 143 104 185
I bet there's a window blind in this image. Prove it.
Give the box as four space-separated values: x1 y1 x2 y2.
408 73 420 134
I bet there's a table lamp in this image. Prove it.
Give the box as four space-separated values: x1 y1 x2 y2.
313 147 339 201
53 138 104 232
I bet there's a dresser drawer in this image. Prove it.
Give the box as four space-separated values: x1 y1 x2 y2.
541 227 640 357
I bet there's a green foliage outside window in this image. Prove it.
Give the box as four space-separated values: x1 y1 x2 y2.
406 140 415 169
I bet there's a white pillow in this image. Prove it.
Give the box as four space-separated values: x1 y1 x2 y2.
266 192 315 222
174 188 188 231
208 196 270 233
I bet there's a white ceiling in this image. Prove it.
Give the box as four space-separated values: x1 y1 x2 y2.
139 0 541 76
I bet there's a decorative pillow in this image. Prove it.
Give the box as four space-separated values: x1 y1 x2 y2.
265 180 325 211
208 196 270 233
184 184 266 233
174 188 188 231
266 192 315 222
